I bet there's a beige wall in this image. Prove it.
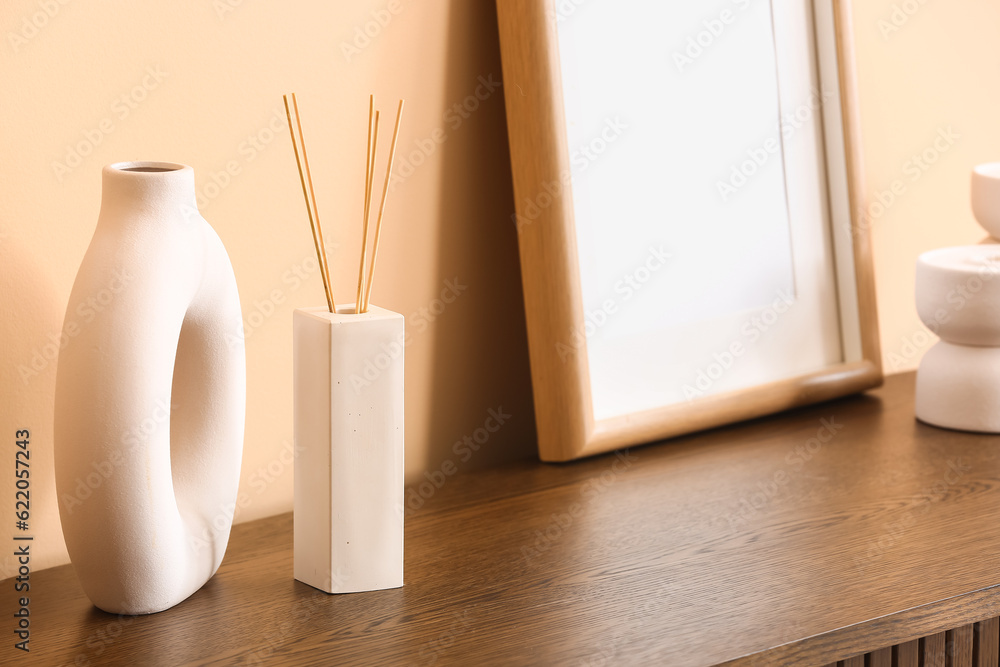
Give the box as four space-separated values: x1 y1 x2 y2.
0 0 535 577
2 0 997 578
851 1 1000 372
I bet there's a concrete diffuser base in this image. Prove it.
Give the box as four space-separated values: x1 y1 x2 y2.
293 306 404 594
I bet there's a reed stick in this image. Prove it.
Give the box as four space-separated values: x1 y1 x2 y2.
363 99 405 312
356 97 375 312
356 104 380 312
283 94 335 313
291 93 335 311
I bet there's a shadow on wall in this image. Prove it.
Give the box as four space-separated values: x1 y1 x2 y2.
422 0 537 475
0 234 67 578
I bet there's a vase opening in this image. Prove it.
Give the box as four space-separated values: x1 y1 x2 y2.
122 167 178 173
109 161 186 174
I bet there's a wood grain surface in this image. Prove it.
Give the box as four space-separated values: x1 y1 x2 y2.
6 373 1000 665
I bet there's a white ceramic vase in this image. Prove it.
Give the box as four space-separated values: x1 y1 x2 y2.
293 305 404 594
54 161 246 615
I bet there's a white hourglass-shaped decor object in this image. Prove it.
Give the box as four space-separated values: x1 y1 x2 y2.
914 246 1000 432
914 163 1000 432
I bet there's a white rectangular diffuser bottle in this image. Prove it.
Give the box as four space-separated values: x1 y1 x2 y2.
293 305 404 593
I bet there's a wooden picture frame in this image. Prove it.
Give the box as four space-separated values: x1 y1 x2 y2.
496 0 882 462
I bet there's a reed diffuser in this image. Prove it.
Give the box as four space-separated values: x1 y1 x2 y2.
286 93 407 594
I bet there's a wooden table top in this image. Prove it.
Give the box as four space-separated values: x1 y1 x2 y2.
10 372 1000 666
